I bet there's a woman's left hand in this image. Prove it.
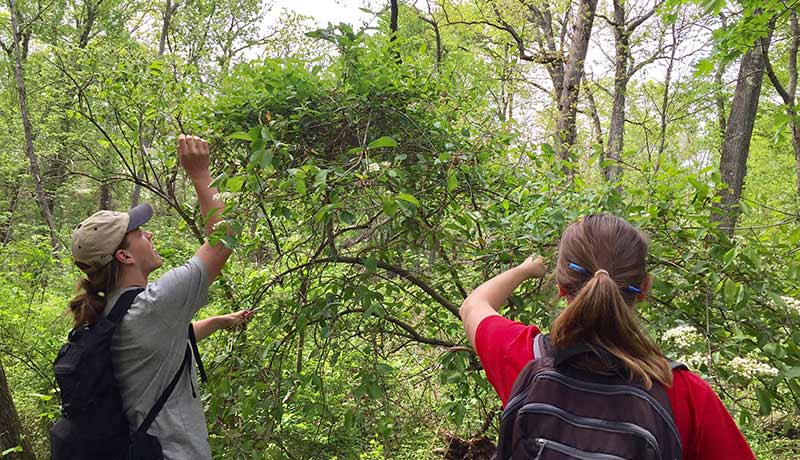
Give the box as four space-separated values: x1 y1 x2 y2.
221 309 253 330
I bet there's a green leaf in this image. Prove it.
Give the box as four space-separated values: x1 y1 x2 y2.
396 193 420 207
227 131 254 141
339 210 356 225
367 136 398 149
2 446 23 456
270 308 282 326
722 247 736 267
789 227 800 245
382 197 399 216
295 177 307 195
364 257 377 274
755 386 772 416
220 235 238 249
785 366 800 379
694 57 715 76
376 363 394 374
314 204 336 222
260 150 274 169
447 173 458 192
363 301 382 319
227 176 245 192
723 279 738 304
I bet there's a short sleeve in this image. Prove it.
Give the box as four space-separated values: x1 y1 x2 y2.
670 371 754 460
690 375 755 460
474 315 540 406
133 256 210 331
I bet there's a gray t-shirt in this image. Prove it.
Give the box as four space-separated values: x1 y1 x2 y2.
104 256 211 460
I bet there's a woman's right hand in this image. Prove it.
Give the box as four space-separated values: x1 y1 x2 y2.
177 134 210 179
519 255 547 279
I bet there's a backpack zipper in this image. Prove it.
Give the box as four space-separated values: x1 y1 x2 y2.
502 391 527 420
519 402 661 456
533 438 628 460
535 370 681 447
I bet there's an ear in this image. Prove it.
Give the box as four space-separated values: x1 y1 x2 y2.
114 248 134 265
637 274 652 301
558 284 568 297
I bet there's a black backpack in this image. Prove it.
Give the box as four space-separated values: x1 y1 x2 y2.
495 334 685 460
49 288 207 460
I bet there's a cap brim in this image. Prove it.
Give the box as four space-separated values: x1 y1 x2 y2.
127 203 153 231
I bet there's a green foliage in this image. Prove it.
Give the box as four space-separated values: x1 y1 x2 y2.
2 1 800 459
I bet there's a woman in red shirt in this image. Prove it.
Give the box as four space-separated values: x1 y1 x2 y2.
459 214 754 460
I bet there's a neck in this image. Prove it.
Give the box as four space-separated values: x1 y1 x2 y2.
116 266 149 289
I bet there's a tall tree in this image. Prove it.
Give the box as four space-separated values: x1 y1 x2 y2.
4 0 59 248
603 0 664 182
443 0 599 173
763 11 800 196
0 358 35 460
554 0 598 172
715 30 773 234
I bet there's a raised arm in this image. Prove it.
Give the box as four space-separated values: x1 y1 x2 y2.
460 256 546 348
178 134 232 282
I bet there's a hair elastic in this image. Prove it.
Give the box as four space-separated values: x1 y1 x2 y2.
567 262 643 295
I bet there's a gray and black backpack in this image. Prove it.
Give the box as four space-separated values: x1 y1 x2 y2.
495 334 685 460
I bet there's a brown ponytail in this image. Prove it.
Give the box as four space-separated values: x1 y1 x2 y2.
68 234 130 327
550 214 672 388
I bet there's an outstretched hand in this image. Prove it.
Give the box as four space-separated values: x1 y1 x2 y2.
177 134 210 178
518 255 547 279
221 309 253 331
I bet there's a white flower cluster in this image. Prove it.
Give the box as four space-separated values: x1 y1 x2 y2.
781 296 800 315
661 325 703 349
212 192 237 202
728 356 779 379
366 161 391 172
678 352 707 370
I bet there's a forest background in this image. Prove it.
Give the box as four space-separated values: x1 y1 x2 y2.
1 0 800 458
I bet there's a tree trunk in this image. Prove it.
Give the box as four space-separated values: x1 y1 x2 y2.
586 88 604 154
0 358 35 460
100 182 112 209
158 0 173 56
555 0 598 172
714 14 729 144
8 0 59 249
764 11 800 196
714 32 772 235
656 22 678 171
792 12 800 196
389 0 401 64
792 125 800 196
77 0 98 48
390 0 399 37
604 6 628 183
1 185 22 244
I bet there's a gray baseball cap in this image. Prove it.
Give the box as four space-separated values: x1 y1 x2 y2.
71 203 153 272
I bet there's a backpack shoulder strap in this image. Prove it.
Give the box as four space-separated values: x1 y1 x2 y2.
532 332 552 359
188 324 207 383
669 359 688 371
136 325 212 433
106 288 145 324
136 344 191 434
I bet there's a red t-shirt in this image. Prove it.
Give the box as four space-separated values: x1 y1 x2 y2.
475 315 755 460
